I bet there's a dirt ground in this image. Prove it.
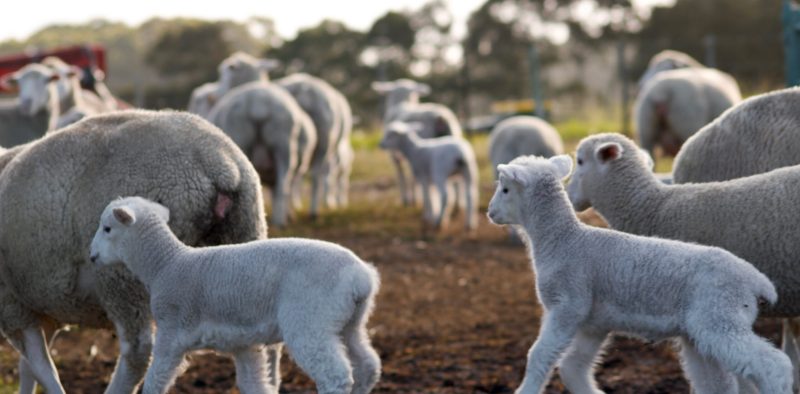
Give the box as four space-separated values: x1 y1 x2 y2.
0 140 785 393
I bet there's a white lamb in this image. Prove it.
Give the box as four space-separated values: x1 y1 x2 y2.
378 121 477 231
89 196 381 394
487 155 792 394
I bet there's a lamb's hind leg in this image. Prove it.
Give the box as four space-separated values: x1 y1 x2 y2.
678 337 737 394
284 331 354 394
233 345 275 394
558 329 607 394
6 326 65 394
342 303 381 394
390 152 413 206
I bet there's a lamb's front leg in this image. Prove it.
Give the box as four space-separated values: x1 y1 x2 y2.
142 330 188 394
516 311 579 394
390 152 413 206
234 346 275 394
558 329 607 394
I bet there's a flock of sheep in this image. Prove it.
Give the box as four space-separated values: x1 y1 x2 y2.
0 45 797 394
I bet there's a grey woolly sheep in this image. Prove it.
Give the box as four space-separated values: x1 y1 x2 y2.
187 81 219 119
635 67 741 157
208 81 303 228
216 52 279 99
373 78 463 206
638 49 704 88
90 196 381 394
488 154 791 394
488 116 564 178
673 87 800 183
0 110 268 394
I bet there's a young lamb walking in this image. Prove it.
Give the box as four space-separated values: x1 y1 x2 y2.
487 155 792 394
89 196 382 394
379 121 478 231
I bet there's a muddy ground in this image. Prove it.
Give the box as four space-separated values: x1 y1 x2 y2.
0 140 784 393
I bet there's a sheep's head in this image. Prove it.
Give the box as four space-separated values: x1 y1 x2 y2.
11 64 58 116
217 52 279 97
42 57 81 103
90 197 170 267
566 133 652 211
488 155 572 225
372 79 430 107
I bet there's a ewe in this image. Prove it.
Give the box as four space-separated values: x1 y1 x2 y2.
488 155 791 394
90 196 381 394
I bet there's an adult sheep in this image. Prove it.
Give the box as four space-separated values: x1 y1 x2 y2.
0 110 268 394
488 116 563 178
216 51 279 99
638 49 704 88
327 86 354 207
187 81 219 119
373 79 463 206
673 87 800 183
208 81 303 228
41 57 110 115
635 67 741 157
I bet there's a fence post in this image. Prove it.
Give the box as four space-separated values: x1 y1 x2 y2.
703 34 717 68
617 39 630 137
528 42 546 119
784 0 800 86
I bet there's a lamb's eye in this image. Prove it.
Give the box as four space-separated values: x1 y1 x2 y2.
103 226 111 233
502 187 509 194
577 158 583 165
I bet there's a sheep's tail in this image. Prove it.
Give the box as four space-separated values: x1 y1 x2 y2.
347 261 380 319
751 271 778 306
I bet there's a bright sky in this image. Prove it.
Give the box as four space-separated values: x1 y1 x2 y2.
0 0 672 42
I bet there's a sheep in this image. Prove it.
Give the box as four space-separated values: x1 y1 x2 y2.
566 133 800 387
486 154 792 394
673 87 800 183
89 196 381 394
216 51 279 99
372 79 463 206
41 56 110 115
635 67 741 157
290 109 318 211
208 81 303 228
187 81 219 119
0 97 49 147
0 110 269 394
488 116 564 179
276 73 341 217
638 49 704 88
2 64 62 132
378 121 477 231
324 85 354 208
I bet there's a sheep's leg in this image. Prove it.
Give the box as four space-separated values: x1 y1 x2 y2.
463 171 478 231
516 312 578 394
18 324 59 394
342 307 381 394
265 344 283 390
558 329 607 394
142 332 187 394
309 160 325 220
291 167 304 210
337 163 350 207
322 159 339 209
421 181 435 226
284 333 354 394
782 318 800 392
678 337 737 394
6 326 65 394
434 178 451 230
270 148 294 228
694 330 793 394
233 345 274 394
390 152 413 206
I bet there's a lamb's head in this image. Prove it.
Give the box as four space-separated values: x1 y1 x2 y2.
378 121 422 150
566 133 652 211
372 79 430 108
9 64 58 116
217 52 279 97
488 155 572 225
90 197 170 267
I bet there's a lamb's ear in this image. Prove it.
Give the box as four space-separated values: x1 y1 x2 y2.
549 155 573 179
47 72 60 83
113 207 136 226
154 204 170 223
415 83 431 96
595 142 623 164
258 58 280 72
371 81 394 93
497 164 523 186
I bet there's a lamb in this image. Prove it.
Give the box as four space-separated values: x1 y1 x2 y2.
486 154 792 394
378 121 477 231
673 87 800 183
638 49 704 88
89 196 381 394
208 81 303 227
635 67 741 157
187 81 219 119
488 116 564 179
372 79 463 206
276 73 341 217
0 110 269 394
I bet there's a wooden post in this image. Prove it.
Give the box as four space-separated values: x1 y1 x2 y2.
528 42 546 119
784 0 800 86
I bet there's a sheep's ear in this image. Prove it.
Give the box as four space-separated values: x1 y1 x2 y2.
549 155 573 179
93 69 106 81
48 72 60 83
415 83 431 96
67 66 82 79
639 148 655 170
0 74 17 90
497 164 523 186
595 142 623 164
372 81 394 93
258 59 280 71
113 207 136 226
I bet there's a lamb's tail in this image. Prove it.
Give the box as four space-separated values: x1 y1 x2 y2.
350 261 380 304
750 271 779 307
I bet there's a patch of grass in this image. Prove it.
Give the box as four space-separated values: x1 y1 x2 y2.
553 118 626 143
0 384 20 394
350 129 383 151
